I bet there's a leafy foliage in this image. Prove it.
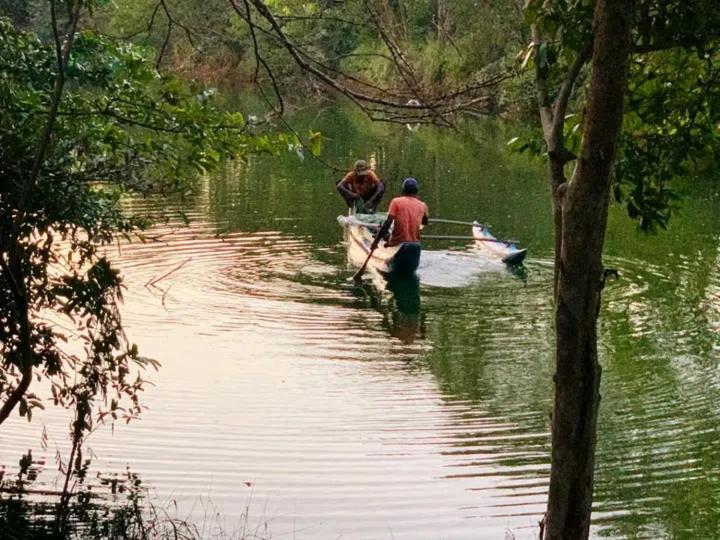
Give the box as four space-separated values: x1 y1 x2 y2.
0 16 290 429
0 451 208 539
91 0 526 105
524 0 593 54
518 0 720 230
616 48 720 230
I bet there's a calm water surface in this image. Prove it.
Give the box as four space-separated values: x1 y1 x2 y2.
2 108 720 539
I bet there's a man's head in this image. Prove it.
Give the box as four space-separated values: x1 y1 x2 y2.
354 159 369 176
401 177 419 195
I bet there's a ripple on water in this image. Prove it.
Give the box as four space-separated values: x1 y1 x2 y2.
2 215 556 539
4 205 720 539
589 250 720 537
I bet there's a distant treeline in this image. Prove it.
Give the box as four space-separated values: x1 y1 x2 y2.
1 0 536 117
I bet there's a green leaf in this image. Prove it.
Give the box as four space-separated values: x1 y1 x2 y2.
308 130 323 157
537 43 548 70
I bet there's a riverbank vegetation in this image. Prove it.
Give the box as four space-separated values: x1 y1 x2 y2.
1 452 270 540
2 1 720 539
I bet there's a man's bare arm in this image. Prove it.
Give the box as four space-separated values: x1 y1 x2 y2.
336 178 358 199
372 215 394 249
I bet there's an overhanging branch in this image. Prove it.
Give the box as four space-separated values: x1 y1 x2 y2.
242 0 507 123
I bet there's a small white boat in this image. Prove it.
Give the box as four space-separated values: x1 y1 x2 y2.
337 213 422 276
472 221 527 265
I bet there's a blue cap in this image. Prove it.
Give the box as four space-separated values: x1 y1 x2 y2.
401 177 419 194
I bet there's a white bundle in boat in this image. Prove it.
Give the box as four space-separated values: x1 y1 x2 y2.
336 213 386 229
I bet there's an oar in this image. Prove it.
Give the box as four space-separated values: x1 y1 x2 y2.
352 239 380 281
423 234 519 245
428 218 480 227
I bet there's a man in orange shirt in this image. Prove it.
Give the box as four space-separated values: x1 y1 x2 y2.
336 159 385 213
372 177 429 249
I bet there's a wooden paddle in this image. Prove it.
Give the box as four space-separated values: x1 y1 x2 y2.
352 239 380 281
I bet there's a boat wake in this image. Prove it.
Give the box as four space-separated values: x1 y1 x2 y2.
417 249 509 288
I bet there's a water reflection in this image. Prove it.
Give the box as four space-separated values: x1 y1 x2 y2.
1 109 719 539
383 275 423 344
352 273 425 344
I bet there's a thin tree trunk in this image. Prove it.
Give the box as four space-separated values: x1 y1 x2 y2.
0 1 81 427
532 27 591 299
550 160 565 300
544 1 634 539
434 0 451 44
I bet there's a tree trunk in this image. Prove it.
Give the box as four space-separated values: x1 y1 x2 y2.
549 158 565 299
434 0 451 44
544 1 634 539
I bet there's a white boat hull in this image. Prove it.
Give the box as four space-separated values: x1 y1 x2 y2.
338 214 421 276
472 222 527 265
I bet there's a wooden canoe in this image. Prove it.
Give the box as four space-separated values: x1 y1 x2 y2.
472 221 527 265
337 213 421 277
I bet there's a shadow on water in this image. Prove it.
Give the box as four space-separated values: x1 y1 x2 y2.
383 274 423 343
354 273 425 344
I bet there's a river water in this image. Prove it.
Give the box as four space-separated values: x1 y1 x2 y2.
2 108 720 539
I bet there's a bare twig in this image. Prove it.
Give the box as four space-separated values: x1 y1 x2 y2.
233 0 285 114
156 6 173 69
145 257 192 288
242 0 505 123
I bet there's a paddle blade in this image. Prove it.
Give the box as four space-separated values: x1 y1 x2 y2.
352 244 377 281
352 259 369 281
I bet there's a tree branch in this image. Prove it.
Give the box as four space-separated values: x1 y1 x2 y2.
242 0 504 123
532 26 554 142
232 0 284 115
548 42 592 159
0 365 33 425
17 0 81 219
156 5 173 68
1 0 82 426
